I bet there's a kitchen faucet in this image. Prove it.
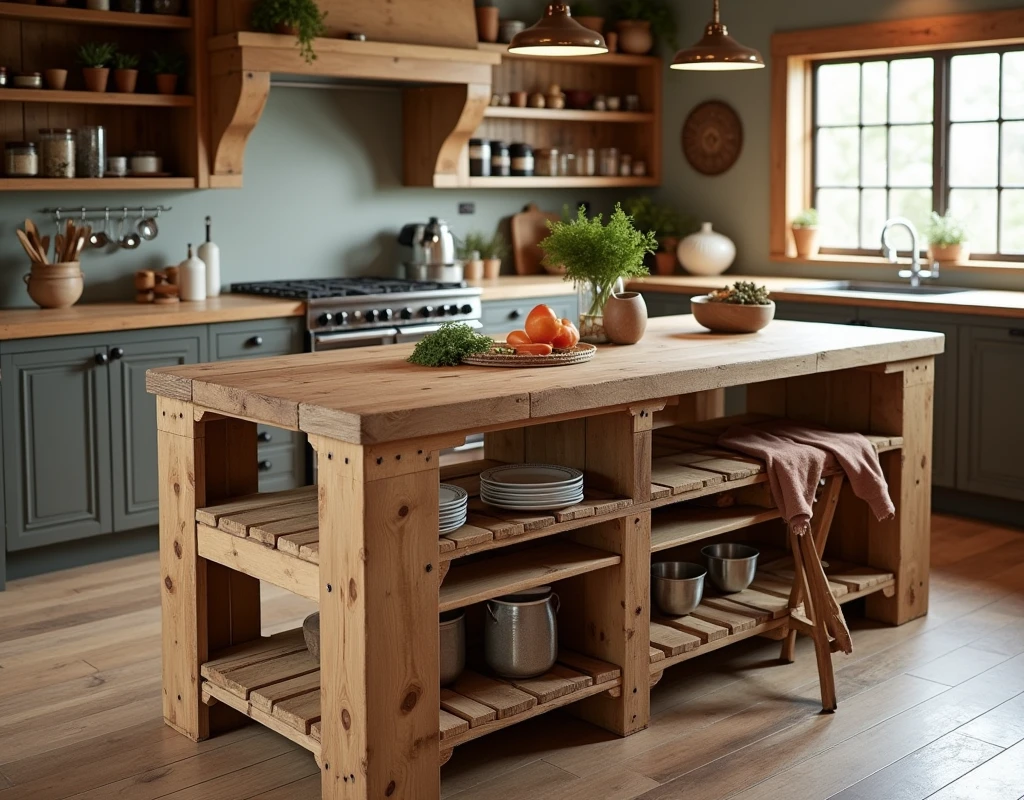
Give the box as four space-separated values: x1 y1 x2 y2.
881 217 936 287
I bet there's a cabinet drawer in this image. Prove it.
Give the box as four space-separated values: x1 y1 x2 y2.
211 319 303 361
257 443 306 492
481 296 578 334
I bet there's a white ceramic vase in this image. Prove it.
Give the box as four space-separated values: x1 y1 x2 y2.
677 223 736 276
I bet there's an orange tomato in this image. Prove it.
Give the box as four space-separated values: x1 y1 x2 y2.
551 321 579 349
524 304 559 342
506 329 533 346
513 343 553 356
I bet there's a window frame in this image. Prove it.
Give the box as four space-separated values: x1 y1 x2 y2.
770 8 1024 270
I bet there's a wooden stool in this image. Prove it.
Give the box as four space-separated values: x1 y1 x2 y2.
779 473 853 712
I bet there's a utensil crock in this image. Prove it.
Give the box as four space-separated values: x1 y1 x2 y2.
484 589 559 679
439 610 466 686
24 262 83 309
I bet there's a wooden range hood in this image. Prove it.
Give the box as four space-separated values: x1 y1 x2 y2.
208 33 498 188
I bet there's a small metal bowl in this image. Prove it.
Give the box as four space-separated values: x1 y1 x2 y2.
652 561 706 616
702 543 759 593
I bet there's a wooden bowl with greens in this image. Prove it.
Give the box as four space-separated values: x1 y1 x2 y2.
691 282 775 334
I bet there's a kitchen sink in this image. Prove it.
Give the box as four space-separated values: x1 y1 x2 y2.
789 281 972 296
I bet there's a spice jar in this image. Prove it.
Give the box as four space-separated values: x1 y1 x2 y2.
130 151 161 175
535 148 559 177
469 138 491 177
599 147 619 177
619 153 633 177
576 147 596 177
490 140 510 177
4 142 38 177
559 152 576 176
13 72 42 89
0 67 8 88
75 125 105 178
39 128 75 178
510 143 534 177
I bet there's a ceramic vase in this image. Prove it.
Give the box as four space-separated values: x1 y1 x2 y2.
577 277 624 344
475 6 500 42
603 292 648 345
677 223 736 276
791 226 820 258
928 242 969 263
616 20 653 54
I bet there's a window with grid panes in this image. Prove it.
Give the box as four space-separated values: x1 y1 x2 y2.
812 47 1024 258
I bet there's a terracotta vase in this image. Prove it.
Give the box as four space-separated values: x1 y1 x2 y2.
616 20 653 54
791 226 820 258
463 259 484 280
275 22 299 35
475 6 500 43
603 292 648 345
43 68 67 90
82 67 109 92
155 73 179 95
114 68 138 93
483 258 501 279
574 16 604 33
654 251 677 276
928 242 969 263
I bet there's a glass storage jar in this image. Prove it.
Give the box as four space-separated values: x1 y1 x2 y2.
490 140 510 177
75 126 105 178
576 147 596 176
5 142 38 177
535 148 559 176
39 128 75 178
509 143 534 177
469 138 491 177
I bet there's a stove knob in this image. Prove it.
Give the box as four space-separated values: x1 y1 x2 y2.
400 307 414 320
336 310 350 325
365 309 379 322
318 312 334 326
380 308 393 321
460 304 473 315
420 306 433 318
438 305 452 317
447 304 461 316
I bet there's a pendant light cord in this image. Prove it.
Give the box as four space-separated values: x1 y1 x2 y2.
713 0 721 25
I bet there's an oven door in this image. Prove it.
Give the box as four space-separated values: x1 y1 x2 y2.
395 321 482 345
312 327 400 351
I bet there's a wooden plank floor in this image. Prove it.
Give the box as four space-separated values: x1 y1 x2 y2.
2 513 1024 799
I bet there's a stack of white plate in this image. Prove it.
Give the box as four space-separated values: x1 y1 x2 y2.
480 464 584 511
439 484 468 534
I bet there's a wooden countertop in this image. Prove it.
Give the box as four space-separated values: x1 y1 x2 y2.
148 315 943 445
468 275 577 301
0 296 305 341
629 276 1024 320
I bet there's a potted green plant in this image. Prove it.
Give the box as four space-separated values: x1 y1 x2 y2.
791 208 820 258
571 1 604 34
611 0 676 54
150 50 186 95
925 210 970 263
251 0 328 64
624 196 695 275
540 203 656 343
457 232 488 280
478 231 508 279
474 0 499 43
78 42 115 93
112 51 139 93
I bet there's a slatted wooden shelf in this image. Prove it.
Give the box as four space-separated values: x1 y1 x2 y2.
482 106 654 123
651 505 782 552
200 628 620 759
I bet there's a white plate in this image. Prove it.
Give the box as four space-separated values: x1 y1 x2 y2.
481 492 583 505
480 463 583 489
482 496 584 511
481 479 583 495
439 503 468 515
439 518 466 534
439 514 467 525
439 484 468 506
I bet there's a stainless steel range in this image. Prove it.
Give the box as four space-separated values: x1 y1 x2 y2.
231 277 482 352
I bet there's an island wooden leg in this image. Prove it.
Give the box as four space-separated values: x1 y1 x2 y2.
157 398 260 741
314 435 441 800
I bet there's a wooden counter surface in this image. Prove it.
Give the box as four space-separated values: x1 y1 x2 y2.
629 275 1024 319
468 275 577 301
148 314 943 445
0 295 305 340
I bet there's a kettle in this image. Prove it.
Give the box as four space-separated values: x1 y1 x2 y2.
397 217 456 267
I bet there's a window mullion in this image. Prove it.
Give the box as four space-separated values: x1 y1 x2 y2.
933 56 950 219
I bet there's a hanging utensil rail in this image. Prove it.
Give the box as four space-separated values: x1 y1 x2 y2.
39 205 173 218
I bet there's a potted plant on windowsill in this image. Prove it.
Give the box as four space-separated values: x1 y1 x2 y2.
790 208 820 258
252 0 328 64
610 0 676 55
150 50 186 94
78 42 115 93
113 52 139 94
540 203 656 343
925 210 970 264
624 196 695 275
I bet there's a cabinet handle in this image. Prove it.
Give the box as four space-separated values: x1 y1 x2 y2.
94 352 109 365
1010 329 1024 338
258 431 272 443
110 347 125 360
508 309 523 320
258 459 273 472
248 335 264 347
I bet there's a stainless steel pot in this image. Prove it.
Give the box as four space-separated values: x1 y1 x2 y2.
651 561 706 616
439 610 465 686
484 588 559 679
702 542 759 593
403 262 464 282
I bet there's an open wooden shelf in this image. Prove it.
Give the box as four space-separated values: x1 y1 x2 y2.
0 177 196 191
477 41 659 67
200 628 621 760
0 88 194 107
0 1 192 28
467 175 659 189
651 505 782 553
482 106 654 123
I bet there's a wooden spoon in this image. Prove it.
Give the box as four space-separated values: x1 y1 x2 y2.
17 229 42 263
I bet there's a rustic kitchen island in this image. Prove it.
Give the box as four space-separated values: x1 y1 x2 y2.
146 315 943 800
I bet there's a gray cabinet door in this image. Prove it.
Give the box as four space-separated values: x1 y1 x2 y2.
1 343 112 550
480 296 578 335
774 301 859 325
641 292 693 318
859 313 958 488
956 324 1024 500
107 330 205 531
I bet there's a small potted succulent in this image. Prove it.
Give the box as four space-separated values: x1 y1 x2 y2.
791 208 820 258
251 0 328 64
150 50 186 95
78 42 115 93
571 1 605 34
474 0 499 43
113 52 139 93
540 203 656 343
478 231 508 280
925 210 970 263
458 232 487 280
692 281 775 334
624 196 695 276
611 0 676 55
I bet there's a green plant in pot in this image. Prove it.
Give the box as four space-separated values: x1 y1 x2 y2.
790 207 819 258
478 231 508 279
150 50 186 95
624 196 696 275
925 210 970 263
112 51 139 94
458 232 489 280
540 203 656 343
611 0 676 54
252 0 328 64
78 42 116 93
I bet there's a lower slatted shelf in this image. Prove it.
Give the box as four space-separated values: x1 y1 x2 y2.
200 629 621 760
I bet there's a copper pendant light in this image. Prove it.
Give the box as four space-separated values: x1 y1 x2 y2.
670 0 764 71
508 2 608 57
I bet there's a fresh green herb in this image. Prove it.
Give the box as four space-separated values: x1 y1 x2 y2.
623 196 698 249
78 42 117 68
408 322 494 367
457 231 505 260
708 282 772 305
113 52 140 70
791 208 819 229
611 0 676 49
150 49 187 76
251 0 328 64
925 210 969 246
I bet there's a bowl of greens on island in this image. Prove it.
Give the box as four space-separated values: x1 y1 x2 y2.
691 281 775 333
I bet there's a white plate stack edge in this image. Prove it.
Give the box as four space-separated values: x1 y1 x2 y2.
479 464 584 511
439 484 468 534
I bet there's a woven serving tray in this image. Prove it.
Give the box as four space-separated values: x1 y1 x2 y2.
462 342 597 368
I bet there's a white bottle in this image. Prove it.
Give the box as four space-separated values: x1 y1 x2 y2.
179 244 207 302
199 216 221 297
